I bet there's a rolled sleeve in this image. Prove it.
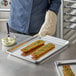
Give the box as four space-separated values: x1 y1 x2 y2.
49 0 61 15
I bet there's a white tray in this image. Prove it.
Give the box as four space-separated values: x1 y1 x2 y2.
7 35 69 63
55 60 76 76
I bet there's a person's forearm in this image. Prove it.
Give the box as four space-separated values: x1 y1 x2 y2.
49 0 61 15
34 0 61 37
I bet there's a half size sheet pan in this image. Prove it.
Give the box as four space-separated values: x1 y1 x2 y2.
55 60 76 76
6 35 69 63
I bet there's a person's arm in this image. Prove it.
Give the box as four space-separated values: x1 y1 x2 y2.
36 0 61 37
49 0 61 15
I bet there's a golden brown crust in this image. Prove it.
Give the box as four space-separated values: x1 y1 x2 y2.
21 40 45 53
32 43 55 60
63 65 75 76
21 44 44 56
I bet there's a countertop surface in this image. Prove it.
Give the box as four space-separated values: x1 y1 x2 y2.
0 32 76 76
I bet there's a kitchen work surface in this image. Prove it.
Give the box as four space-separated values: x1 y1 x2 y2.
0 32 76 76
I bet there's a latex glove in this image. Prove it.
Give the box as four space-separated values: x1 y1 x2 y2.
36 10 57 37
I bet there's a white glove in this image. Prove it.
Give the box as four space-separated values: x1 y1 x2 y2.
37 10 57 37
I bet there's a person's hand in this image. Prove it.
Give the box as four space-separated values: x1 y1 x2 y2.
35 10 57 37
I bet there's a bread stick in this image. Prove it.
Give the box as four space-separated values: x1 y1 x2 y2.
21 45 44 56
21 40 45 53
63 65 75 76
32 43 55 60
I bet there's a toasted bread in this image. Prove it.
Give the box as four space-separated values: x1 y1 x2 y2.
21 40 45 53
21 45 44 56
63 65 75 76
32 43 55 60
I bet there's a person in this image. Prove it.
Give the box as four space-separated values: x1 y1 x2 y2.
8 0 61 36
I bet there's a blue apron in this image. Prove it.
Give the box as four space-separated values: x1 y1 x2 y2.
8 0 61 34
8 0 48 34
8 0 33 34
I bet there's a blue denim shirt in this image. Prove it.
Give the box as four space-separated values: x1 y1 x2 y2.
8 0 61 34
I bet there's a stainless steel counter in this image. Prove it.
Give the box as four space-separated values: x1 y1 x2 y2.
0 33 76 76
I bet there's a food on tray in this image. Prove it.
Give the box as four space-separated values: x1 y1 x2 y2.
1 37 16 47
63 65 75 76
21 40 45 53
21 40 55 60
32 43 55 60
21 45 44 56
